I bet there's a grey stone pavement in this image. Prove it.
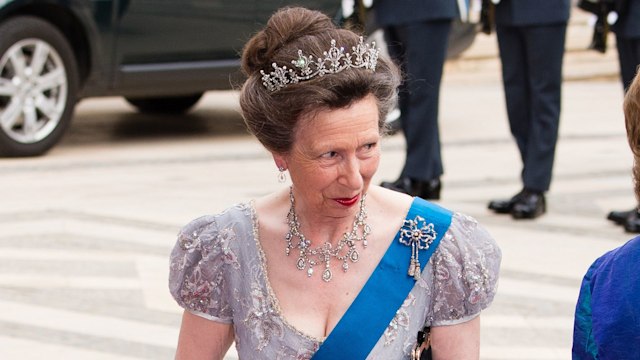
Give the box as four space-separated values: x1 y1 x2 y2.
0 10 636 360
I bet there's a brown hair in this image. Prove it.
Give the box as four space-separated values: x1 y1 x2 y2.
624 71 640 201
239 7 400 154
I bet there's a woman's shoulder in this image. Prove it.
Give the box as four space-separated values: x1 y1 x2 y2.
440 211 501 263
590 235 640 278
169 202 255 320
427 211 501 325
370 187 501 274
601 235 640 261
172 202 256 264
178 202 254 238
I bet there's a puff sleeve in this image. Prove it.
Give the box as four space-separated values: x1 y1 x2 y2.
168 215 233 323
429 213 501 326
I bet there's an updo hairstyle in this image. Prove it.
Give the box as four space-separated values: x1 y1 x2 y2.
239 7 400 154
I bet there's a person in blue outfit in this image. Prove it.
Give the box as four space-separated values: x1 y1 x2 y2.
485 0 571 219
376 0 464 200
604 0 640 233
168 7 501 359
572 68 640 359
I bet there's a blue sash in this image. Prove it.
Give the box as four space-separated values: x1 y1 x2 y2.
312 198 453 360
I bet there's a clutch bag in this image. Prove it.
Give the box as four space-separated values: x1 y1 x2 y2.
411 326 432 360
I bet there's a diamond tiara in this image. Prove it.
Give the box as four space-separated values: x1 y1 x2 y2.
260 36 379 92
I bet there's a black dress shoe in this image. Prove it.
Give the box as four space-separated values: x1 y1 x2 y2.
488 190 524 214
624 209 640 233
607 208 637 225
380 177 441 200
511 190 546 219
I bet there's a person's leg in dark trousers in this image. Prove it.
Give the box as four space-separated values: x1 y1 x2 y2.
495 26 531 170
381 20 451 199
488 23 566 219
608 36 640 232
383 26 411 137
520 24 566 192
617 37 640 90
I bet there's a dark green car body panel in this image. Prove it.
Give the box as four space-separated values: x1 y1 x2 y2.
0 0 341 98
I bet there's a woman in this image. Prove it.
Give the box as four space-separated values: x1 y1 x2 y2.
572 68 640 359
169 7 501 359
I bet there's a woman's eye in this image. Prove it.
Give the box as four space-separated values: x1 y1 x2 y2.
363 142 377 150
320 151 338 159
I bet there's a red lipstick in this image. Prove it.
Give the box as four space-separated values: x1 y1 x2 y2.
335 195 359 207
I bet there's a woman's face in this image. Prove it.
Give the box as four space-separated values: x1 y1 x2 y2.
278 94 381 219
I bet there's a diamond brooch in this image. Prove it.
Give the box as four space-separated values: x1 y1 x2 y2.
398 216 437 280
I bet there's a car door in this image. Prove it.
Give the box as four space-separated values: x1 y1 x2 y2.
111 0 257 94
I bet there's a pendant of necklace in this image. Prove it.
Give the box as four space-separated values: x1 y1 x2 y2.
285 187 371 282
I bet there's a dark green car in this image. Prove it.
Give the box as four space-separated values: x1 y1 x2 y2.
0 1 476 157
0 0 343 156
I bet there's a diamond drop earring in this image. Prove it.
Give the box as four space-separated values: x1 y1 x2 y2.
278 167 287 183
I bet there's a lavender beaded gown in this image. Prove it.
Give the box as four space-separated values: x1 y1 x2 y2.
169 201 501 359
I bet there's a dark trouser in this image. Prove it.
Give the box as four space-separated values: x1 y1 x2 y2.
615 35 640 209
496 23 567 192
616 36 640 91
384 20 452 181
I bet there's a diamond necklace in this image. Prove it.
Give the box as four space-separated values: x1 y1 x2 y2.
285 186 371 282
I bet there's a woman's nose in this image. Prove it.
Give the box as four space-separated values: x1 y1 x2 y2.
340 157 364 189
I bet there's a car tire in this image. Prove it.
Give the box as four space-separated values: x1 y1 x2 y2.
446 19 477 59
125 93 203 114
0 16 79 157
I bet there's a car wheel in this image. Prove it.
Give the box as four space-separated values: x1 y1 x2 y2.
125 93 203 114
0 16 79 157
446 19 477 59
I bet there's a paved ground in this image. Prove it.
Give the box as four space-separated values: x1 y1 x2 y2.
0 10 636 360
